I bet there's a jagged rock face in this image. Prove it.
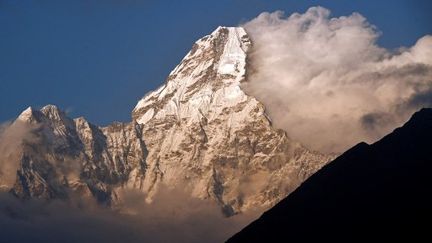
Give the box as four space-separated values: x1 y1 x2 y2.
76 119 147 188
11 106 84 200
9 105 147 205
2 27 330 215
131 27 330 214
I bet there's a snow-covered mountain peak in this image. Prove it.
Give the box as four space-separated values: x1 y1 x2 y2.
17 106 36 122
17 106 51 125
17 104 67 124
128 26 330 213
4 27 331 216
40 104 64 120
132 26 251 125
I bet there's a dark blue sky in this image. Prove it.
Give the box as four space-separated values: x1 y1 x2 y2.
1 0 431 125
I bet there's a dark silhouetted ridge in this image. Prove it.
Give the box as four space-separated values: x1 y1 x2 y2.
228 108 432 242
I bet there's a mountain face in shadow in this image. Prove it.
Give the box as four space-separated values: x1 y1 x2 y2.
228 108 432 242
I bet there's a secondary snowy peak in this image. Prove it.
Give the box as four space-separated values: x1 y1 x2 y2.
40 104 65 120
17 104 69 124
132 26 251 124
17 106 36 121
17 106 45 123
9 105 147 204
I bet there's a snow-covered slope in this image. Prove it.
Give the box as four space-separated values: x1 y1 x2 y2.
132 26 329 213
2 27 331 215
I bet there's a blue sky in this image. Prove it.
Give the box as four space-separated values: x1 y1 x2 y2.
1 0 431 125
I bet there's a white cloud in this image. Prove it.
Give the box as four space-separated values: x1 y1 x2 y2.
242 6 432 153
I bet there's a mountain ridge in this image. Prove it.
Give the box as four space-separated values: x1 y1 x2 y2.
228 108 432 241
0 26 331 215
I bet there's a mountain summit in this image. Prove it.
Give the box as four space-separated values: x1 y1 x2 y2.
1 27 330 215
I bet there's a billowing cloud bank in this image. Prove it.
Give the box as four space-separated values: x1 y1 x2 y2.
0 188 259 243
243 6 432 153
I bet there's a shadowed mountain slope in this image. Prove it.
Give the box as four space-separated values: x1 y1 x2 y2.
228 108 432 242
